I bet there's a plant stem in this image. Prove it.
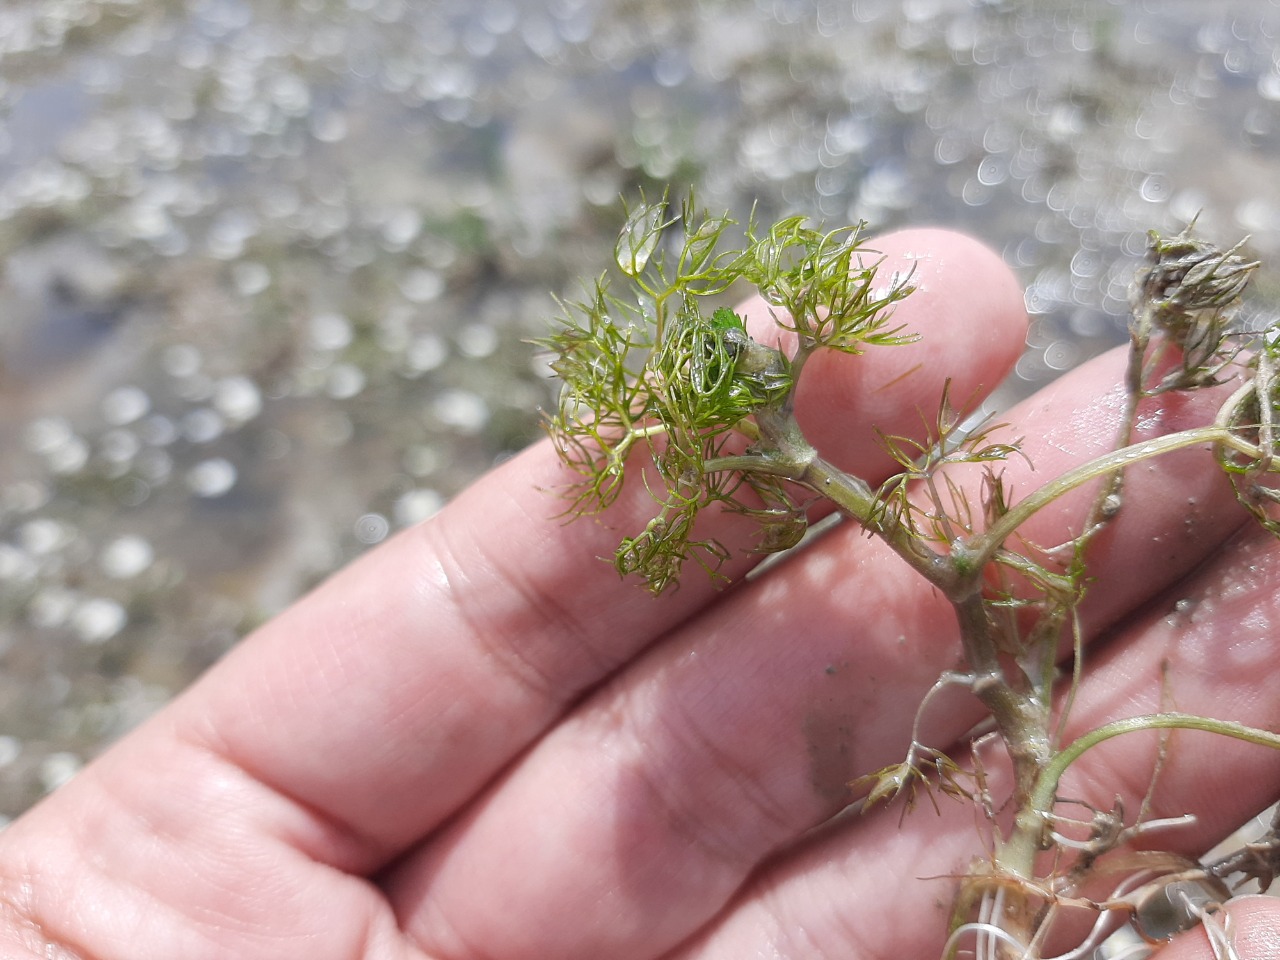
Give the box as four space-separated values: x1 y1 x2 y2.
1031 713 1280 819
973 425 1263 567
992 713 1280 909
801 453 953 585
953 594 1050 799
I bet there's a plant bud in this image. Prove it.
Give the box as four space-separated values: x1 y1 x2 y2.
1133 228 1257 339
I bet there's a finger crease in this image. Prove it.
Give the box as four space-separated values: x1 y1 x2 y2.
428 517 612 706
620 691 799 874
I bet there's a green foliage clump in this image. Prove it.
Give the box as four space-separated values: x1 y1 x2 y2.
540 193 914 591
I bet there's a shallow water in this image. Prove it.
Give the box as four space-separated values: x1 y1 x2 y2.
0 0 1278 820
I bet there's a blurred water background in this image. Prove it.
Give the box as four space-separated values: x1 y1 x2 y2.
1 0 1279 823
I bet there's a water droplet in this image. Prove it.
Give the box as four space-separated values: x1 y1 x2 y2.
101 386 151 426
381 207 423 248
961 176 992 207
857 160 914 211
354 512 389 544
326 362 366 399
267 73 311 117
18 519 67 556
47 435 90 475
653 51 688 88
125 202 175 240
403 444 442 476
400 267 444 303
231 261 271 296
309 312 354 351
24 417 73 455
1070 248 1101 279
162 344 203 379
457 323 498 359
39 751 82 792
100 535 154 579
0 736 20 768
406 334 448 373
73 597 127 644
1236 198 1280 233
3 481 49 514
395 488 444 526
1140 174 1171 203
182 408 225 444
1043 340 1080 371
207 208 260 260
432 389 490 435
976 154 1008 186
0 544 37 583
100 428 141 464
187 458 237 497
28 586 76 628
213 375 263 422
933 135 967 166
138 415 178 446
310 111 349 143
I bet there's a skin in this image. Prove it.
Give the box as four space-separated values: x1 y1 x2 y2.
1 229 1277 960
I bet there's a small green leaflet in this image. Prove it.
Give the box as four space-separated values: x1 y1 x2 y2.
711 307 745 331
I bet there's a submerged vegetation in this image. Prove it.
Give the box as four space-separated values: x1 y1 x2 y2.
541 196 1280 959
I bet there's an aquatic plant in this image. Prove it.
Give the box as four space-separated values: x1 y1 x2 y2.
540 195 1280 958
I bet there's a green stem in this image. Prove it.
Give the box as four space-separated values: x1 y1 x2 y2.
1213 379 1257 432
996 714 1280 886
1030 713 1280 817
605 421 669 471
800 453 953 587
701 453 801 477
974 426 1261 567
736 400 955 589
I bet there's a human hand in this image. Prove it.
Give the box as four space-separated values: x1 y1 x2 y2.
1 229 1276 960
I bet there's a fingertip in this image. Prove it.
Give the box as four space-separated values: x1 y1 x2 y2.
894 227 1029 368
